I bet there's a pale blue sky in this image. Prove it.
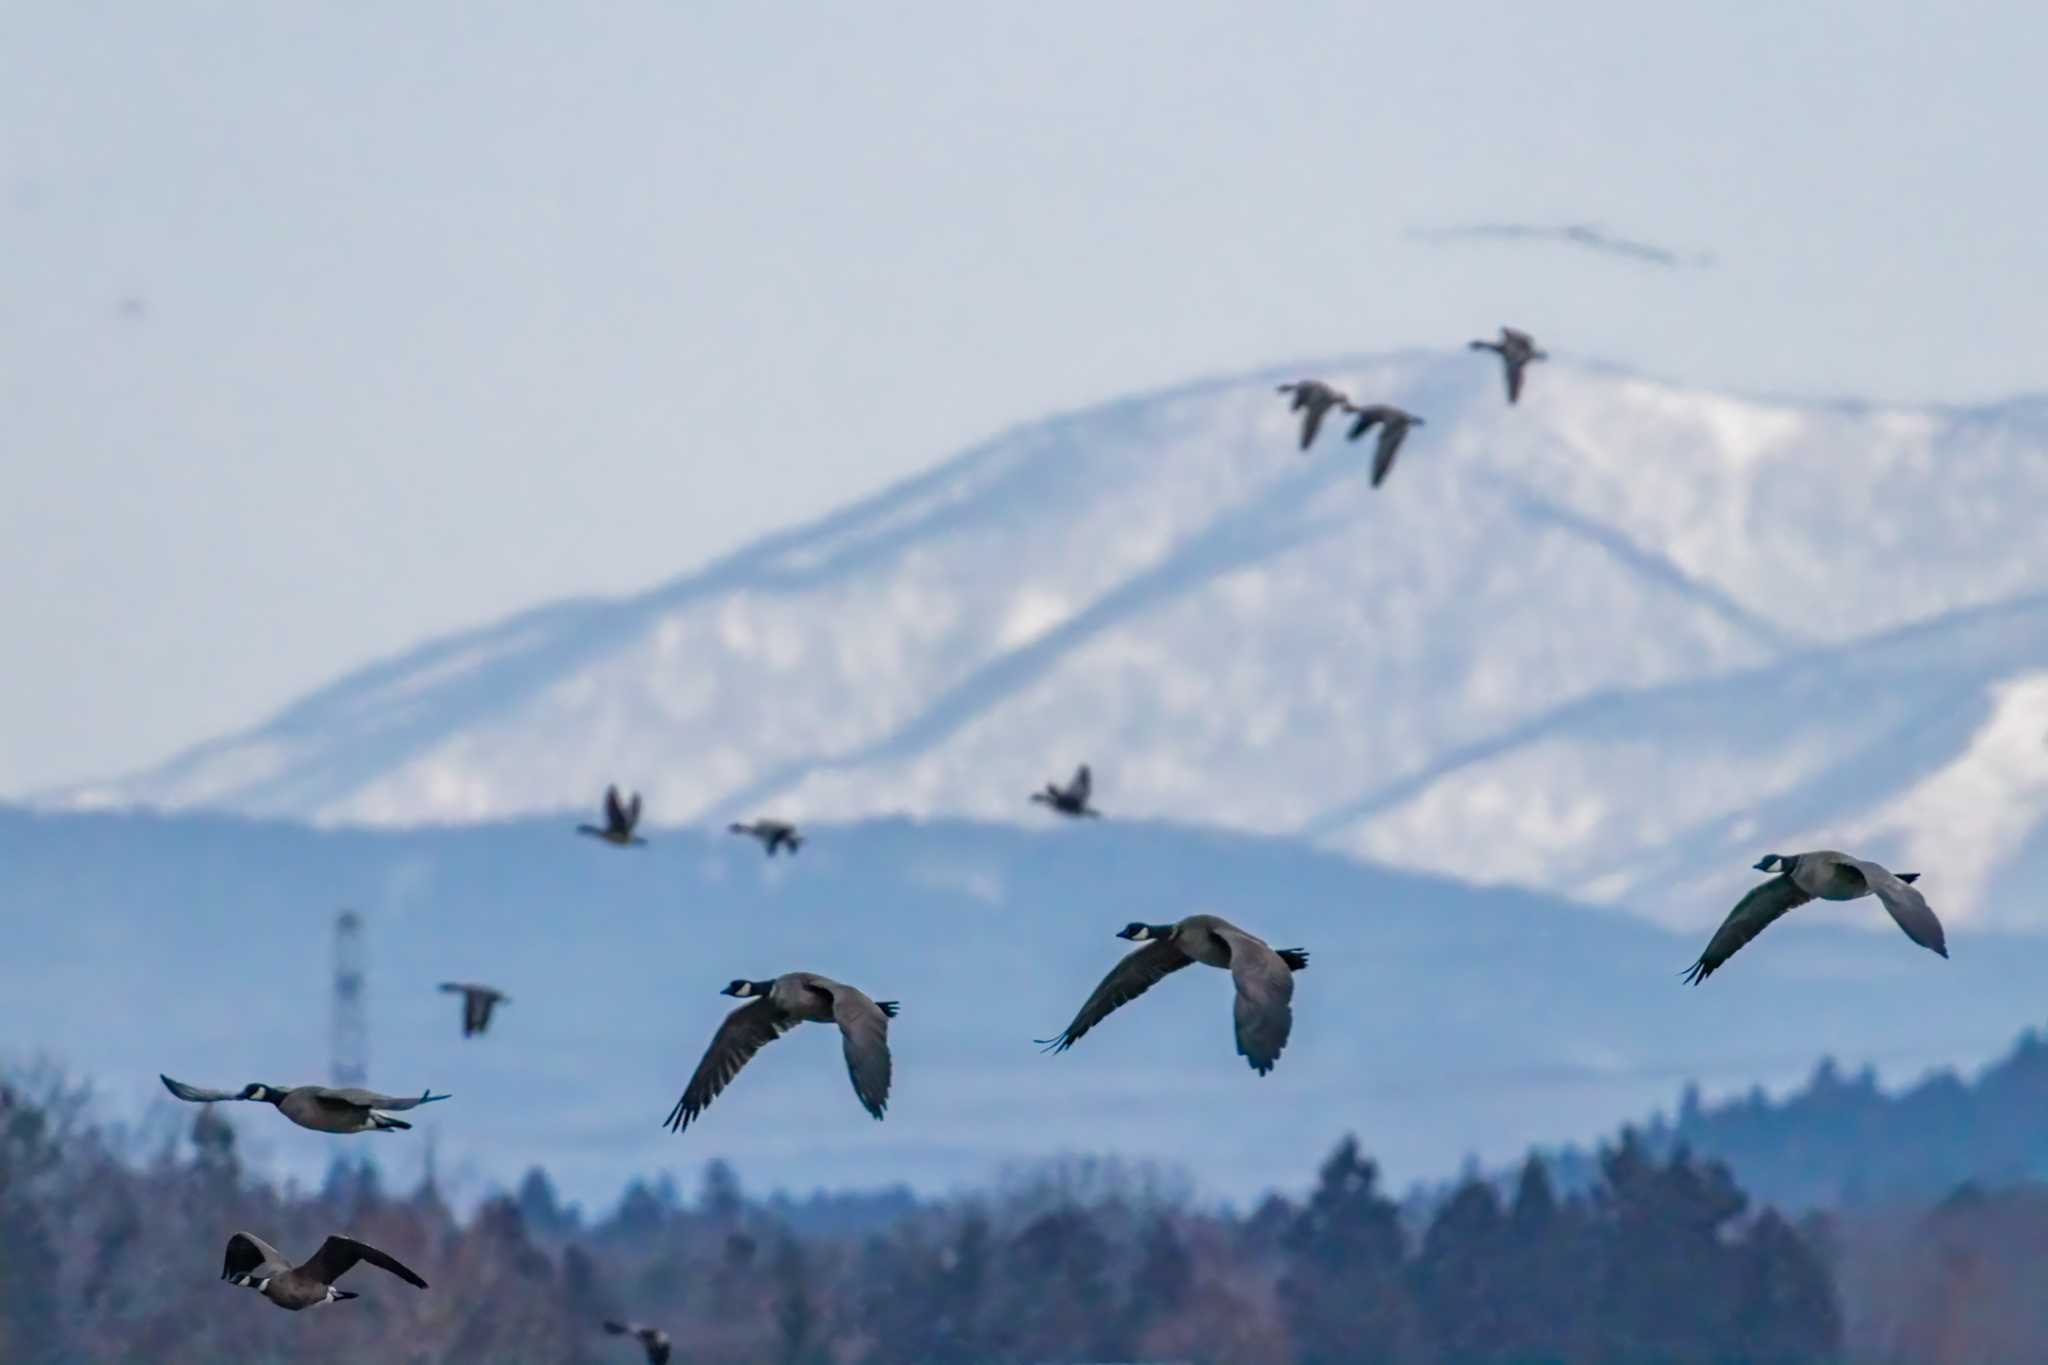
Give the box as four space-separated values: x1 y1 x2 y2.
2 1 2041 794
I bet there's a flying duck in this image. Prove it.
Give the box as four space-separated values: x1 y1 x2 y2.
729 818 803 856
161 1075 449 1133
220 1231 427 1310
438 982 509 1038
1342 404 1426 487
1031 764 1100 818
578 785 647 846
603 1321 674 1364
1040 915 1309 1074
1469 326 1547 404
665 973 896 1132
1276 379 1351 451
1683 851 1945 985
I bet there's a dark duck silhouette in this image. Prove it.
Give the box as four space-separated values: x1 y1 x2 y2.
437 982 509 1038
602 1321 673 1364
729 818 803 856
1031 764 1100 818
1275 379 1351 450
578 785 647 846
1468 326 1547 403
1342 404 1426 487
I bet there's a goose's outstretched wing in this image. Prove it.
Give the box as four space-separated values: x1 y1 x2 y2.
665 997 796 1132
1214 923 1299 1075
1299 400 1330 450
1682 875 1812 984
1504 356 1526 403
1038 939 1193 1053
818 980 895 1120
1846 858 1949 959
604 784 627 829
624 791 642 829
1071 765 1092 803
162 1074 242 1104
1371 422 1409 488
319 1087 450 1111
300 1235 429 1290
221 1232 291 1281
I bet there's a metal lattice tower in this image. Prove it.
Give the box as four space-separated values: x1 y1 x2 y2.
331 910 368 1087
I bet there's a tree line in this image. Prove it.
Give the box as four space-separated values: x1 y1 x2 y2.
0 1072 1865 1364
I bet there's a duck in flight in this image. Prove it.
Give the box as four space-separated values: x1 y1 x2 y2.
1342 404 1426 487
161 1075 449 1133
1276 379 1351 450
1469 326 1547 404
1031 764 1100 818
729 818 803 856
578 785 647 846
665 973 896 1133
1683 851 1945 985
1040 915 1309 1074
603 1321 674 1364
438 982 509 1038
220 1231 427 1310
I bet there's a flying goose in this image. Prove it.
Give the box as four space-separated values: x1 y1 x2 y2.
665 973 897 1132
1276 379 1351 450
438 982 509 1038
603 1321 674 1364
161 1075 449 1133
1040 915 1309 1074
220 1230 427 1310
1469 326 1547 403
1683 851 1944 985
578 785 647 846
729 818 803 856
1031 764 1100 818
1342 404 1426 487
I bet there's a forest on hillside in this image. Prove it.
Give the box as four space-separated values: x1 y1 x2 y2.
0 1070 1849 1364
1540 1020 2048 1212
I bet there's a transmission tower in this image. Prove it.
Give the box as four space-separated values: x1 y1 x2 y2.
331 910 368 1087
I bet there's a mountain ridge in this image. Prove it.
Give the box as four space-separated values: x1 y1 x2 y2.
51 353 2048 930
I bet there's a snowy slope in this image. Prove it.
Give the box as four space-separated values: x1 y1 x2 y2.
57 355 2048 928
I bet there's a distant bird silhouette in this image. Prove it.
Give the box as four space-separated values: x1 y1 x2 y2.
578 785 647 846
665 974 896 1132
1683 851 1944 985
1276 379 1351 450
1342 404 1426 487
729 818 803 856
161 1076 449 1134
1040 915 1308 1074
603 1321 674 1364
438 982 509 1038
1031 764 1100 818
1469 326 1547 403
220 1231 427 1310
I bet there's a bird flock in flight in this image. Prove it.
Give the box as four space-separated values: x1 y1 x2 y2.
151 327 1951 1351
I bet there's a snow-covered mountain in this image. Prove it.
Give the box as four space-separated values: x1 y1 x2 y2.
60 354 2048 929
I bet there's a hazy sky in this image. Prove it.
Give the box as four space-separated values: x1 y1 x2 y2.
2 1 2041 794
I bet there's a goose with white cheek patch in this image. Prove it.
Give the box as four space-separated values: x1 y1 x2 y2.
665 973 897 1132
1039 915 1309 1075
219 1231 426 1310
1683 851 1943 985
